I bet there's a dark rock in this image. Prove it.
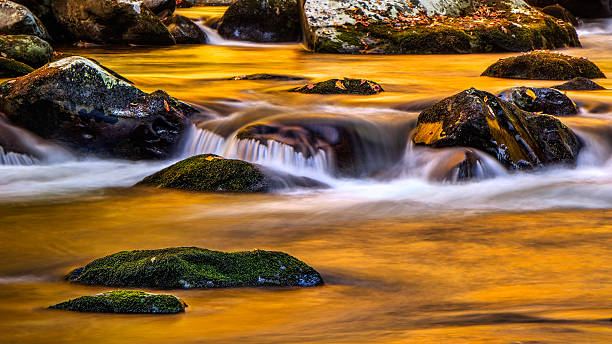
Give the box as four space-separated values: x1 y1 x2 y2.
0 57 33 77
163 14 206 44
0 56 194 160
143 0 176 18
539 4 579 25
229 73 306 81
67 247 324 288
553 77 606 90
498 87 578 116
525 0 612 18
218 0 300 42
412 88 583 169
0 34 52 68
482 52 606 80
292 78 383 95
50 290 187 314
176 0 195 7
0 0 51 40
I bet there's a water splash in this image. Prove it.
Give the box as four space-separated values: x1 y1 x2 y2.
0 146 39 166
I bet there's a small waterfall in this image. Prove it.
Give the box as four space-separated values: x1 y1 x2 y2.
196 21 295 47
0 146 38 166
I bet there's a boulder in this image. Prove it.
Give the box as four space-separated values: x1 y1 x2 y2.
176 0 195 7
0 56 194 160
50 291 187 314
0 0 51 40
217 0 300 42
498 86 578 116
10 0 65 40
525 0 612 18
143 0 176 18
0 34 52 68
300 0 580 54
230 73 306 81
412 88 582 169
67 247 324 288
553 77 606 90
292 78 383 95
51 0 176 45
0 57 33 77
162 14 206 44
482 52 606 80
539 4 578 25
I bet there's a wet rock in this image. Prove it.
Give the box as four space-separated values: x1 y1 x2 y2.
292 78 383 95
229 73 306 81
51 0 176 45
143 0 176 18
412 88 583 169
0 0 51 40
553 77 606 91
217 0 300 42
0 34 52 68
163 14 207 44
525 0 612 18
176 0 195 7
0 56 194 160
482 52 606 80
0 57 33 77
67 247 324 288
301 0 579 54
498 87 578 117
10 0 64 40
539 4 578 25
50 291 187 314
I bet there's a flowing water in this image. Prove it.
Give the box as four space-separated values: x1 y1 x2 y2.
2 9 612 343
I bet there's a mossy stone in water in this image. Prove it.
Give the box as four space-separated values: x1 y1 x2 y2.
67 247 324 289
553 77 606 91
50 290 186 314
292 78 383 95
482 52 606 80
0 57 33 77
0 34 52 68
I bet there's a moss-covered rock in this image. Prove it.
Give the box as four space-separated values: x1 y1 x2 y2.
0 56 33 77
162 14 207 44
412 88 582 169
50 290 187 314
0 0 51 40
0 34 52 68
292 78 383 95
482 52 606 80
498 86 578 116
218 0 300 42
67 247 324 288
553 77 606 90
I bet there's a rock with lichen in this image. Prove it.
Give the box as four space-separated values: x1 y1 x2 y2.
218 0 300 42
0 34 52 68
498 86 578 116
50 290 187 314
292 78 383 95
0 1 51 40
67 247 324 288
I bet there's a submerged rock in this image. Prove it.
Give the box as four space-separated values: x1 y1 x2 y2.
50 290 187 314
230 73 306 81
67 247 324 288
217 0 300 42
163 14 207 44
0 56 194 160
482 52 606 80
525 0 612 18
498 87 578 117
412 88 582 169
292 78 383 95
301 0 579 54
0 0 51 40
0 57 33 77
0 34 52 68
143 0 176 18
553 77 606 91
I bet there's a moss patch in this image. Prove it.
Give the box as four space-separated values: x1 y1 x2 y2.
50 290 186 314
0 34 53 67
0 57 34 77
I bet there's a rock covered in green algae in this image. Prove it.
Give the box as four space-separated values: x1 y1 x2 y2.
67 247 324 289
217 0 300 42
0 57 34 77
412 88 582 170
300 0 579 54
498 86 578 117
292 78 383 95
0 1 51 40
553 77 606 91
50 290 187 314
482 52 606 80
0 34 52 68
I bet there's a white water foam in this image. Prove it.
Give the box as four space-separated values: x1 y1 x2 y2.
577 19 612 36
197 23 297 48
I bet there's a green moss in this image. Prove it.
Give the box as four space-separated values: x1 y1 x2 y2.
0 34 53 68
292 78 383 95
67 247 324 288
0 57 34 77
50 290 187 314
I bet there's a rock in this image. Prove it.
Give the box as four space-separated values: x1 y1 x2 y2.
10 0 65 40
67 247 324 288
300 0 580 54
162 14 206 44
143 0 176 18
0 34 52 68
0 56 194 160
482 52 606 80
412 88 583 169
217 0 300 42
553 77 606 90
0 0 51 40
525 0 612 18
292 78 383 95
136 154 326 192
176 0 195 7
539 4 578 25
229 73 306 81
0 57 33 77
498 87 578 117
50 291 187 314
51 0 176 45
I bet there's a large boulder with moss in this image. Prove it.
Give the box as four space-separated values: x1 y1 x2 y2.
553 77 606 91
0 1 51 40
162 14 206 44
498 87 578 117
412 88 582 169
67 247 323 288
0 57 33 77
0 34 52 68
300 0 579 54
217 0 300 42
0 56 194 160
526 0 612 18
50 291 187 314
482 52 606 80
292 78 383 95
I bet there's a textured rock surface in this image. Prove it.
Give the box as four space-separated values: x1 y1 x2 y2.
553 77 606 90
0 34 52 68
292 78 383 95
498 87 578 116
218 0 300 42
0 56 33 77
143 0 176 17
0 0 51 40
50 291 187 314
163 14 207 44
